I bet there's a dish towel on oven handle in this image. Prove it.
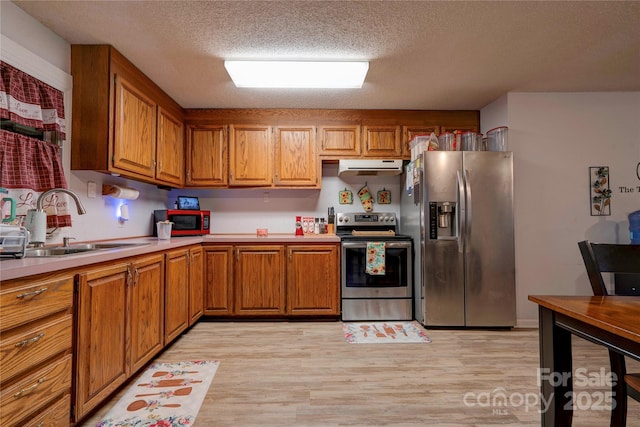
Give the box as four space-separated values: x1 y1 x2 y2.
366 241 386 275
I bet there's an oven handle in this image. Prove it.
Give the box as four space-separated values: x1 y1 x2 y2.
342 241 412 249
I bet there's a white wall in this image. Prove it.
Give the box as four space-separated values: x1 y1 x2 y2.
482 92 640 327
169 163 402 234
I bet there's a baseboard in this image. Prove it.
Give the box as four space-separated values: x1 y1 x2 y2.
515 318 538 329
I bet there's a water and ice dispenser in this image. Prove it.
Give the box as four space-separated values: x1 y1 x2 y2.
429 201 457 239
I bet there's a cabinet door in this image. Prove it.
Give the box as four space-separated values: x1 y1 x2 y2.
186 125 228 187
156 107 184 186
362 125 402 157
113 74 157 178
75 262 130 421
229 124 272 186
274 126 318 187
441 125 478 134
286 245 340 315
188 246 204 325
318 125 360 157
234 245 285 315
203 246 234 315
165 249 190 343
402 125 440 158
130 254 164 372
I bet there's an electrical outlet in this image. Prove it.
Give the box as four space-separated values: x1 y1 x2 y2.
87 181 97 198
263 192 269 203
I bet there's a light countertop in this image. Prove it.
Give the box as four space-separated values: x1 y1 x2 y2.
0 234 340 281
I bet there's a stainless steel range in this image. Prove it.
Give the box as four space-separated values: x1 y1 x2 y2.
337 212 413 321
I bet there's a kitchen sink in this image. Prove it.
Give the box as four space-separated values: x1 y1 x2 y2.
25 242 148 257
64 242 145 250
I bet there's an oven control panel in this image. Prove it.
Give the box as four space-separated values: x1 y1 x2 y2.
336 212 396 226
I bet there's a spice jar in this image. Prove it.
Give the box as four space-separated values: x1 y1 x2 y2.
295 216 303 236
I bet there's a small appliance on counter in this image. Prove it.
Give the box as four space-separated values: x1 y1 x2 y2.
0 224 29 258
153 210 210 236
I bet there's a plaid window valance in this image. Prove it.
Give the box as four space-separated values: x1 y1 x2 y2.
0 60 66 139
0 61 71 229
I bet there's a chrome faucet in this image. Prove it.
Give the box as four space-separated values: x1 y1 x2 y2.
36 188 87 214
27 188 87 247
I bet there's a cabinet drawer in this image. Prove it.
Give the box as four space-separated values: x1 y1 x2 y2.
0 354 72 426
0 314 72 383
23 394 70 427
0 275 73 331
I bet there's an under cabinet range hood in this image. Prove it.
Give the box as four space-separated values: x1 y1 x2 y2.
338 159 404 176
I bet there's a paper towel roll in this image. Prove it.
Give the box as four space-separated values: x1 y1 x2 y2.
25 210 47 244
102 185 139 200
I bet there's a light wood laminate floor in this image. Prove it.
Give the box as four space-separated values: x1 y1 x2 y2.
80 321 640 426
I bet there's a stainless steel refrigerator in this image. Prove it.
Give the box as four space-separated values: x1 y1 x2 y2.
400 151 515 327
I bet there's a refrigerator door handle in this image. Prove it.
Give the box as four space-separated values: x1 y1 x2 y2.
457 170 465 253
464 169 472 252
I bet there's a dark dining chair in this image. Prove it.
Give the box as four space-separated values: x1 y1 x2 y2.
578 240 640 427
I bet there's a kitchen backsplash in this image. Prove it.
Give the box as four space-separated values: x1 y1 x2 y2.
169 163 402 234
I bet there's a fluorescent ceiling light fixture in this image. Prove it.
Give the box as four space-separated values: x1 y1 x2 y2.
224 60 369 88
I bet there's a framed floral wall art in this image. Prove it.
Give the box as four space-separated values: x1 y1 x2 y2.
590 166 611 216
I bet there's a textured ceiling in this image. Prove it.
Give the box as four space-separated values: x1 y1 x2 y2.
12 0 640 110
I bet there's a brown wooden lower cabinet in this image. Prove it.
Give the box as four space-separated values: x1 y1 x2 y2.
204 243 340 317
235 245 286 315
165 245 203 341
130 254 165 372
165 248 190 342
203 246 234 315
286 245 340 315
188 246 204 325
74 253 164 422
0 272 74 426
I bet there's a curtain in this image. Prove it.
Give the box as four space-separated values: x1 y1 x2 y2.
0 130 71 227
0 60 71 229
0 61 66 138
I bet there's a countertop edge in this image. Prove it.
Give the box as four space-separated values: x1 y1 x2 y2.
1 234 341 281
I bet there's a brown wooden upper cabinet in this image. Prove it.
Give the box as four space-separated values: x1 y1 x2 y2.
71 45 185 187
185 124 228 187
317 124 361 157
362 125 402 157
441 125 479 134
112 75 156 178
402 125 440 158
156 107 185 187
229 124 273 187
274 125 319 188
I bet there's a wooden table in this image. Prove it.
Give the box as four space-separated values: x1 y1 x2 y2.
528 295 640 426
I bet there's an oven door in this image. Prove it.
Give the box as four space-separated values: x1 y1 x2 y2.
341 240 412 298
